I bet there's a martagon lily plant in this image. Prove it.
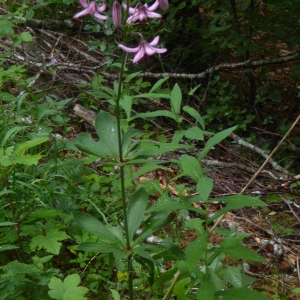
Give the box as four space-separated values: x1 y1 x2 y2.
73 0 168 299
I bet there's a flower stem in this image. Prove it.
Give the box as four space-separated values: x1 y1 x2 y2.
115 21 134 299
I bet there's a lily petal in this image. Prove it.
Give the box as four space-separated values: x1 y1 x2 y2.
149 36 160 47
96 2 106 12
118 44 141 53
155 48 167 53
144 45 158 56
119 36 167 63
79 0 89 9
133 48 145 63
74 8 90 18
94 11 108 19
148 0 160 11
146 11 162 19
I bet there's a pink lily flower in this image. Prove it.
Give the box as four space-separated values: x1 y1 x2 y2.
123 1 162 23
74 0 108 20
118 36 167 63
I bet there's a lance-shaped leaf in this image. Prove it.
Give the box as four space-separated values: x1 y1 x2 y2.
198 126 237 161
127 187 148 242
72 211 123 245
180 155 203 182
78 242 123 253
95 111 119 158
170 83 182 115
133 210 175 245
122 128 141 157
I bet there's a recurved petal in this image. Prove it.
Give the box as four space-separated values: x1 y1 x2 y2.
144 45 158 56
94 11 108 19
79 0 89 8
96 2 106 12
155 47 167 53
148 0 160 11
149 36 160 47
133 48 145 63
146 11 162 19
74 8 89 18
126 15 134 23
118 44 141 53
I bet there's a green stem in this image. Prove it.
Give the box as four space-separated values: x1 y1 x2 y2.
128 255 133 300
115 17 134 298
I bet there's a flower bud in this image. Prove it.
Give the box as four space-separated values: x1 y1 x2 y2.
112 0 121 27
158 0 168 11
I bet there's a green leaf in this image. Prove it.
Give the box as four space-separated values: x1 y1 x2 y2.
110 289 121 300
209 195 267 207
186 233 207 270
215 287 269 300
1 261 42 275
0 244 19 251
292 287 300 293
72 211 120 244
1 126 29 147
174 278 190 299
150 242 186 261
122 128 141 157
78 242 123 253
196 176 213 202
188 84 201 96
124 71 141 83
185 219 205 235
133 211 175 245
48 274 89 300
0 152 43 167
220 243 265 262
198 126 237 160
131 93 170 99
221 266 243 287
14 137 49 156
183 106 205 129
30 229 69 255
95 111 119 158
0 20 14 36
170 83 182 114
87 90 111 99
133 164 166 179
158 143 191 154
0 92 17 103
150 76 169 93
75 133 110 157
207 195 267 223
0 222 17 226
20 31 34 43
181 155 203 182
147 202 205 215
0 190 16 197
127 187 148 242
196 273 215 300
184 126 204 140
134 254 155 286
120 95 133 118
129 110 177 122
38 109 58 123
